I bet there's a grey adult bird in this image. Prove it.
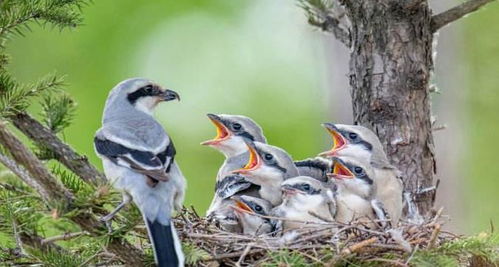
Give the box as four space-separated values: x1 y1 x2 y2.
94 78 186 267
327 156 389 226
201 114 266 231
320 123 403 224
230 195 275 236
232 141 299 206
272 176 336 231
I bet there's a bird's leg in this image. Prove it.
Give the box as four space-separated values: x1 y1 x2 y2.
100 193 132 233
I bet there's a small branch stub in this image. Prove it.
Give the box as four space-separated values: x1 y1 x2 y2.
431 0 496 32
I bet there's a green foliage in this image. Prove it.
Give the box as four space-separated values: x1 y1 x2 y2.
264 250 310 267
0 0 90 41
183 242 211 265
0 71 65 117
26 248 87 267
41 92 77 134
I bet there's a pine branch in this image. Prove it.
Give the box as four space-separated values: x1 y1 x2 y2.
0 72 65 117
40 93 76 134
12 112 106 185
0 152 52 203
431 0 496 32
0 121 145 265
0 121 72 205
0 0 91 38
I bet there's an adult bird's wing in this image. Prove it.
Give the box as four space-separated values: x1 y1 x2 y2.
94 136 175 182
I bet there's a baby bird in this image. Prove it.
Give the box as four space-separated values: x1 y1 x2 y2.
272 176 336 231
230 195 275 236
233 141 299 206
202 114 266 231
320 123 403 224
328 156 383 225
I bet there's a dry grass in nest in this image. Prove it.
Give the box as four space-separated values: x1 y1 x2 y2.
174 207 460 266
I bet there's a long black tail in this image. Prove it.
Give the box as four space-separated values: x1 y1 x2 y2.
144 217 183 267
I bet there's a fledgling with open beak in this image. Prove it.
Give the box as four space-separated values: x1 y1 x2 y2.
328 156 383 225
230 195 275 236
320 123 403 224
94 78 186 267
233 141 299 206
272 176 336 231
201 114 266 231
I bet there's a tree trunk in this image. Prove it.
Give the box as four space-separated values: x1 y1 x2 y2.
344 0 436 215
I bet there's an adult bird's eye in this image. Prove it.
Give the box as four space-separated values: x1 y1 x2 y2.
264 153 273 161
254 205 262 212
232 123 242 131
354 166 363 174
143 85 154 93
348 132 358 140
303 184 310 191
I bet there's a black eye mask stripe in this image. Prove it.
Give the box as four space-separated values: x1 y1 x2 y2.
343 162 374 185
292 183 321 195
338 130 373 151
238 131 255 141
127 86 161 104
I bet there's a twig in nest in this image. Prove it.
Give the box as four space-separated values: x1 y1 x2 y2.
341 237 378 255
236 243 253 266
388 229 412 253
428 224 441 249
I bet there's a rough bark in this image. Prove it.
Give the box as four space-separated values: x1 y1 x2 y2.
342 0 436 215
0 122 74 205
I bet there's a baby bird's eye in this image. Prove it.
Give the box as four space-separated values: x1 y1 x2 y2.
302 184 310 191
232 123 242 131
254 205 262 212
348 132 358 140
354 166 364 175
264 153 273 161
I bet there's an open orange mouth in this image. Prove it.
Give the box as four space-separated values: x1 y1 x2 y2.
201 115 231 145
327 159 354 180
319 124 347 157
231 199 253 214
232 143 261 174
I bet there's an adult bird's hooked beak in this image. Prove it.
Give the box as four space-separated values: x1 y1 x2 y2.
327 157 354 180
160 89 180 102
319 123 347 157
232 141 261 175
230 196 253 214
201 114 231 145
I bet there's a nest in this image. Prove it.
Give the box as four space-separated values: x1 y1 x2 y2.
174 207 458 266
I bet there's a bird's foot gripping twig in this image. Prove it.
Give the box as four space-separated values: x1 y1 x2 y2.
99 196 131 233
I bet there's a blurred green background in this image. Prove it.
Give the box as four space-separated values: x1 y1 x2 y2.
6 0 499 234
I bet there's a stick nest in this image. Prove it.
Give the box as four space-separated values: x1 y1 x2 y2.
174 207 460 266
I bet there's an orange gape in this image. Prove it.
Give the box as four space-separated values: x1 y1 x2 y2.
201 117 230 145
243 145 259 170
234 200 252 213
329 128 346 152
233 144 261 174
332 161 354 179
